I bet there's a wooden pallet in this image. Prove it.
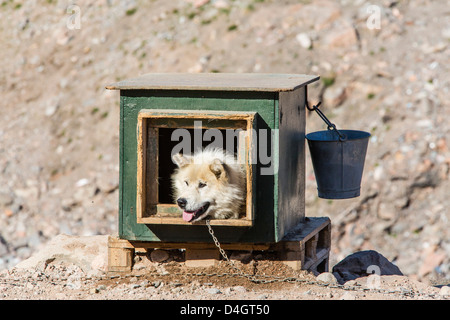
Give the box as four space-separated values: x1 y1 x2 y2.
108 217 330 274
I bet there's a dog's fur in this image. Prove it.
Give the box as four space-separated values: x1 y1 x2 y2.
171 148 245 222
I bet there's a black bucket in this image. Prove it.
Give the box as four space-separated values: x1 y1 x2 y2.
306 129 370 199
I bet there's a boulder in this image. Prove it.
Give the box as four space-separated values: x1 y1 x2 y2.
13 234 109 273
332 250 403 283
316 272 338 285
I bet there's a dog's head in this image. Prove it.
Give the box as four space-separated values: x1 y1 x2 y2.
171 153 229 222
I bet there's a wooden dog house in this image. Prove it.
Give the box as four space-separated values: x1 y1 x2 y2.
106 73 324 245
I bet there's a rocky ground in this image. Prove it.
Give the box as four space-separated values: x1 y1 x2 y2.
0 0 449 300
1 262 448 301
0 234 449 300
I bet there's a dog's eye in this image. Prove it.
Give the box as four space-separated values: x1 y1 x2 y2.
198 182 207 188
184 181 189 186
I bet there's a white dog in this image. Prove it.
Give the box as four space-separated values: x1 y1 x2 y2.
171 148 245 222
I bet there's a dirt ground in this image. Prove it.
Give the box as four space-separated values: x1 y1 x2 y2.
1 250 448 301
1 0 449 302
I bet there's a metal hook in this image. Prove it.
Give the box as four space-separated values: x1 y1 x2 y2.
306 100 347 141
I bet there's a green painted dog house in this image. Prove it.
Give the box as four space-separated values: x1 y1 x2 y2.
106 73 320 243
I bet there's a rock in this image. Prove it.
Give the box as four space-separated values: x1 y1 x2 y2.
322 20 357 48
97 178 119 194
150 249 170 263
13 234 109 273
421 42 447 54
232 285 247 293
323 85 347 107
411 168 441 189
45 101 59 117
377 202 397 221
295 33 312 49
332 250 403 283
0 235 9 256
53 28 70 46
170 282 182 288
75 178 90 188
0 192 13 207
206 288 221 294
303 290 312 296
340 291 357 300
298 1 341 31
213 0 229 9
90 288 99 294
439 286 450 297
418 246 446 278
140 280 150 288
185 0 210 8
316 272 338 285
230 251 252 263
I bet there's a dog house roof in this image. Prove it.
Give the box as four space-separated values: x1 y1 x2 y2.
106 73 319 92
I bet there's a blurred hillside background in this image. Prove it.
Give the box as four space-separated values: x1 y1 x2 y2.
0 0 449 286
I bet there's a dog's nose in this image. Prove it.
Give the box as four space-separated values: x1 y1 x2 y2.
177 198 187 209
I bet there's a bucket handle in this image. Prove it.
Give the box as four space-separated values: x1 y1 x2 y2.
306 100 347 142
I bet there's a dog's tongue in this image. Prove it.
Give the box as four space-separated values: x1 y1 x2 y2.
183 211 194 222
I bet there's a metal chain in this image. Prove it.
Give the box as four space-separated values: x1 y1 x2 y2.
206 219 230 264
206 219 333 285
206 219 262 282
204 220 443 298
206 219 298 284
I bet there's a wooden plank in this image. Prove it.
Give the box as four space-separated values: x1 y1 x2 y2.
110 218 329 249
108 236 134 272
303 248 330 271
136 115 146 221
145 127 159 216
107 73 320 92
317 223 331 250
149 119 247 130
137 216 253 226
185 249 220 267
276 87 306 241
281 217 330 243
153 204 180 216
270 217 330 253
108 215 330 272
136 109 257 226
278 250 305 271
108 236 132 248
246 114 257 223
305 233 319 260
139 108 256 119
124 217 329 248
108 236 270 250
140 109 251 130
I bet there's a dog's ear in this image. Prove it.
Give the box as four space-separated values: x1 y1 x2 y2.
172 153 191 168
209 158 227 179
